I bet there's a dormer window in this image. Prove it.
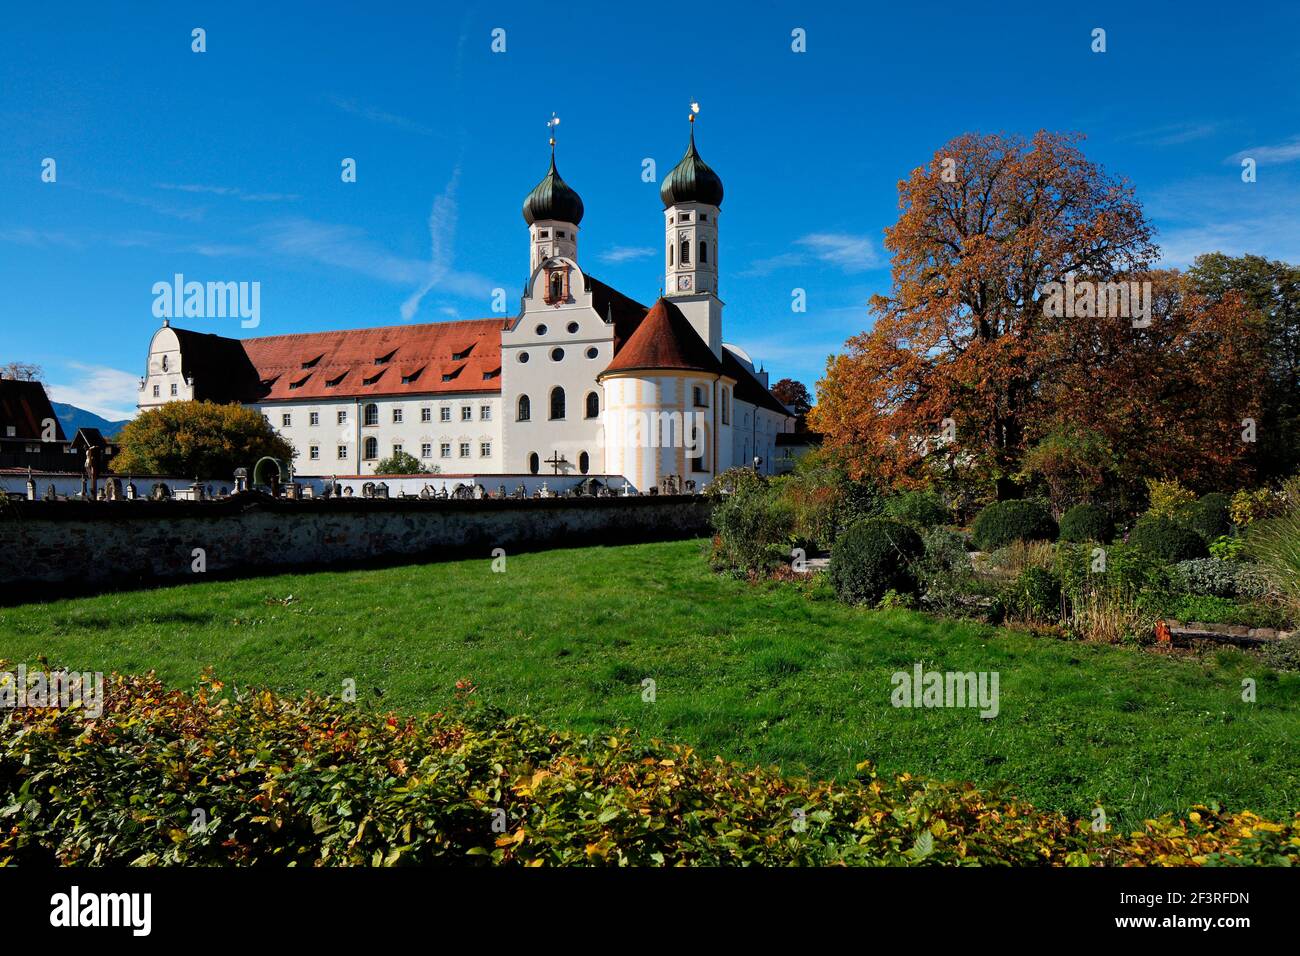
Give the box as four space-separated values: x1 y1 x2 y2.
401 367 424 384
289 374 312 390
325 371 347 387
375 349 396 365
451 344 474 361
363 369 386 385
301 354 323 369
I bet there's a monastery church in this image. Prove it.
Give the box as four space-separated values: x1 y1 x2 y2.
138 123 797 491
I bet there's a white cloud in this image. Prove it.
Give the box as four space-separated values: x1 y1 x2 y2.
740 232 880 276
156 183 300 203
331 96 433 136
47 363 139 422
598 246 655 263
1227 136 1300 165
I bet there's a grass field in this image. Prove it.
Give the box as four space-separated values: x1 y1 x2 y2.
2 538 1297 830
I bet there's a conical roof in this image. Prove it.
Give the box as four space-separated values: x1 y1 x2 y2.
602 297 722 375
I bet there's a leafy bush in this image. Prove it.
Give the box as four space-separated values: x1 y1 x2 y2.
1055 543 1170 643
1143 478 1196 520
971 500 1058 551
1186 493 1231 541
1058 504 1114 543
710 478 794 576
1129 516 1210 562
1209 534 1245 561
1231 488 1285 526
373 451 435 475
1167 595 1290 631
1261 634 1300 673
828 519 923 606
781 462 882 551
4 669 1297 866
914 527 974 612
1171 558 1241 598
882 490 948 530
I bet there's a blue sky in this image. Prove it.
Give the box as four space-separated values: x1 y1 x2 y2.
3 0 1298 419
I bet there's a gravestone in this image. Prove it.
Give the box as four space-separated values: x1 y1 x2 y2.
374 482 389 499
44 484 57 501
150 482 171 501
104 477 121 501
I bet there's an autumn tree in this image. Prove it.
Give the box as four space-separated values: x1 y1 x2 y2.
770 377 813 428
111 400 295 479
811 131 1261 498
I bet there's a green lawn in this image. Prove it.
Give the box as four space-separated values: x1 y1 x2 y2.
2 538 1297 830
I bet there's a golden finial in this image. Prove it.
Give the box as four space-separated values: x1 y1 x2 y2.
547 112 560 149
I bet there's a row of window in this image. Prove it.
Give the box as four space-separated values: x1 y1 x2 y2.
151 383 178 398
516 388 599 422
307 440 493 462
517 345 599 363
277 403 493 429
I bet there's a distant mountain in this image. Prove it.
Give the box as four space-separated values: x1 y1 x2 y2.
51 402 130 439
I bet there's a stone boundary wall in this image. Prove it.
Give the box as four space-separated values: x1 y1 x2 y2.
0 493 713 596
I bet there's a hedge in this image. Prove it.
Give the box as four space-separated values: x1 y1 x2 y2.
1058 504 1114 544
1130 516 1210 562
3 670 1298 866
971 500 1058 551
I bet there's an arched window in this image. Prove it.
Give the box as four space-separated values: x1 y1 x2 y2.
363 436 378 460
517 394 531 421
668 243 674 267
699 240 708 264
549 272 563 302
689 427 706 473
363 403 379 426
528 452 540 475
679 239 690 265
161 355 169 371
585 391 599 419
549 386 566 420
579 451 589 474
721 389 730 425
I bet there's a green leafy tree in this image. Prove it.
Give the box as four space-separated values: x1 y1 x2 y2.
373 451 435 475
111 401 295 479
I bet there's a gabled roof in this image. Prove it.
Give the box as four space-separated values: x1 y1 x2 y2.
586 275 649 352
0 378 64 441
170 327 267 404
601 298 723 376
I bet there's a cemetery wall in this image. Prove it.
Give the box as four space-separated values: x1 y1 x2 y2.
0 493 713 595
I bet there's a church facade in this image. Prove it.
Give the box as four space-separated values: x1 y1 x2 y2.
137 126 796 491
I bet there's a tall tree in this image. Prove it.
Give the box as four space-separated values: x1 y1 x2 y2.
1186 253 1300 478
813 131 1161 496
770 378 812 419
0 361 44 382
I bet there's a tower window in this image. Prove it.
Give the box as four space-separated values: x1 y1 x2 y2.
538 229 549 238
680 212 692 222
699 241 708 264
549 272 564 302
668 244 674 266
557 230 566 238
680 240 690 265
550 386 566 420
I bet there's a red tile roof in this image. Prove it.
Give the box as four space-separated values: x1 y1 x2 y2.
173 319 509 403
600 298 723 376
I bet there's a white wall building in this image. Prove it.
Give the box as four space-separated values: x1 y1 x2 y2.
138 124 796 490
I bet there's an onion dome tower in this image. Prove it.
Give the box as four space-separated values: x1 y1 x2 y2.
523 115 584 274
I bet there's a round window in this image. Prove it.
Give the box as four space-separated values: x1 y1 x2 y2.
518 352 530 363
550 347 565 362
567 321 580 334
585 346 598 359
535 324 548 335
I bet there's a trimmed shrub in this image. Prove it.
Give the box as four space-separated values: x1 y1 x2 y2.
882 490 948 530
1058 504 1114 543
971 500 1058 552
1186 493 1231 542
4 669 1297 866
829 519 924 606
1129 516 1210 563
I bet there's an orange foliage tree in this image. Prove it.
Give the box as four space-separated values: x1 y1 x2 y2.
811 131 1261 498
